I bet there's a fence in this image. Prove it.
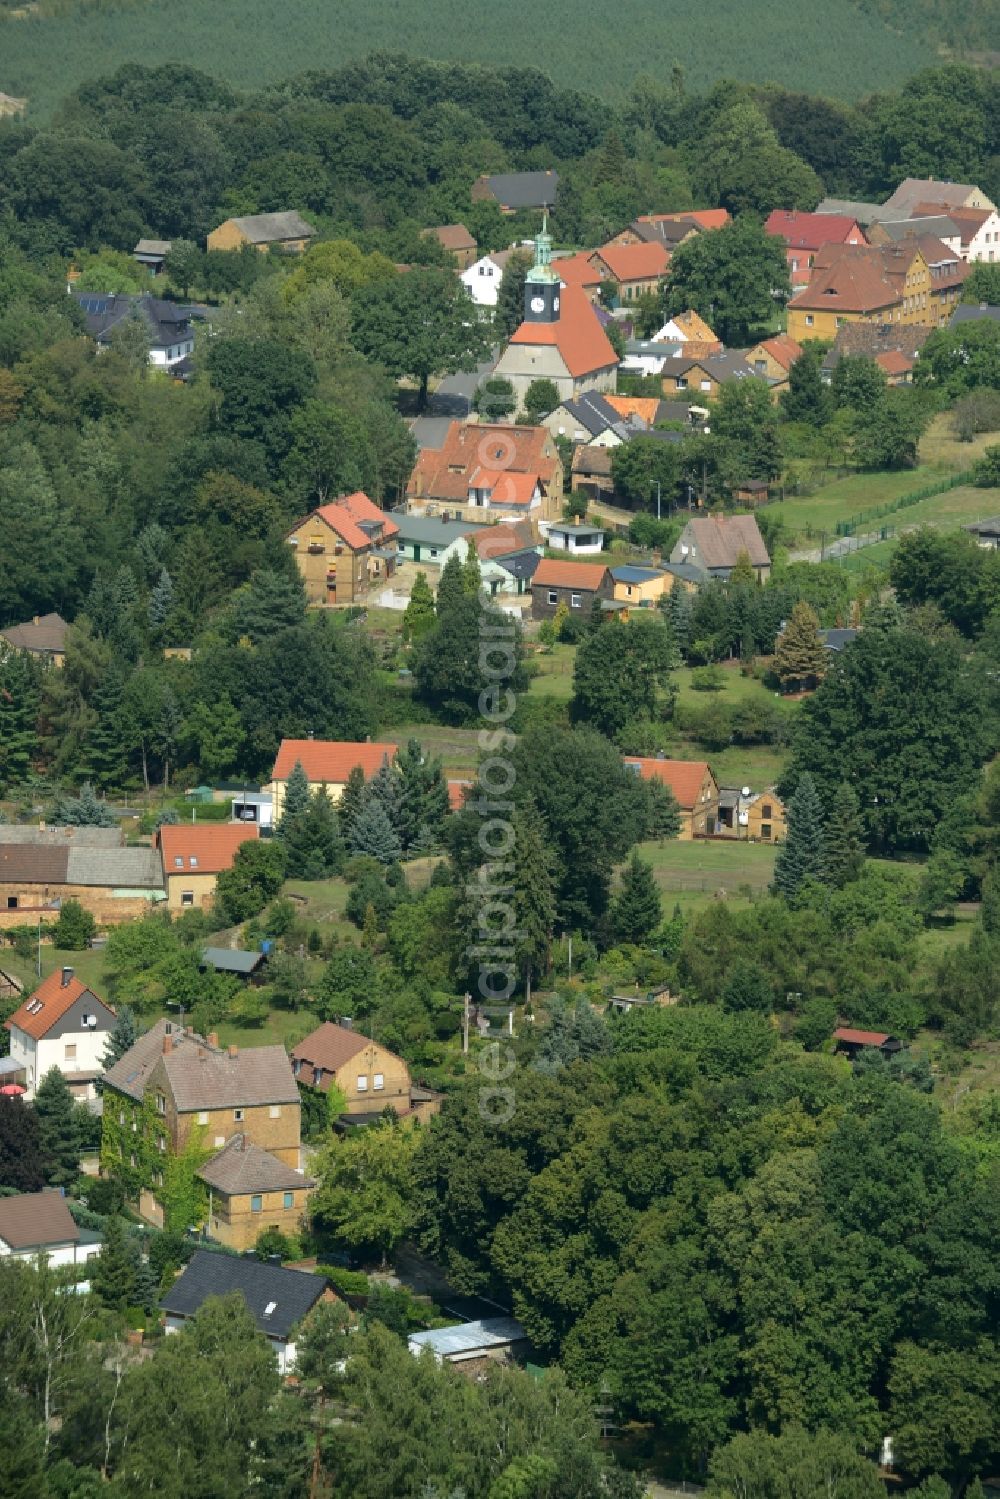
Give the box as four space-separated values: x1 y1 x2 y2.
833 470 972 538
654 874 772 895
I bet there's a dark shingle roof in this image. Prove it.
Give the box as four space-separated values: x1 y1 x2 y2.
71 292 194 351
0 1191 80 1250
160 1250 327 1341
950 304 1000 327
229 211 315 244
479 170 558 210
492 549 540 582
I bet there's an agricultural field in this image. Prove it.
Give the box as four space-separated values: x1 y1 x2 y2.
0 0 936 116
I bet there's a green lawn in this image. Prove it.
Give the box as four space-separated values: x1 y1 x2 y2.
390 723 482 777
1 943 114 997
525 645 576 701
636 836 778 904
771 467 951 543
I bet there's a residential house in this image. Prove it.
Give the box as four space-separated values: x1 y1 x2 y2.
544 520 605 554
815 197 893 228
422 223 477 269
267 739 398 821
670 514 771 582
231 792 274 829
71 291 197 371
713 786 787 842
471 170 559 212
571 443 614 501
832 1026 902 1060
460 248 516 307
132 239 172 274
654 307 722 354
554 250 603 303
286 492 399 606
0 611 69 666
156 823 259 912
821 322 933 384
605 394 684 426
609 215 701 252
5 967 116 1101
207 211 316 253
460 523 541 597
393 514 481 567
530 558 612 620
786 242 931 341
102 1019 303 1232
950 303 1000 328
731 480 771 506
622 757 719 840
0 1191 102 1267
966 517 1000 549
0 92 27 118
871 205 1000 265
291 1020 440 1123
880 178 996 217
0 827 164 927
406 420 564 522
587 241 670 304
657 351 770 400
744 334 802 383
541 391 632 446
611 566 667 606
161 1251 331 1372
867 214 965 260
763 209 867 286
820 628 860 651
197 1135 314 1252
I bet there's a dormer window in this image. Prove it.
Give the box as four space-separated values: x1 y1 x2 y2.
174 856 183 869
189 856 198 869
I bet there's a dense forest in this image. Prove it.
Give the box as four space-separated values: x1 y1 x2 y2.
0 0 942 117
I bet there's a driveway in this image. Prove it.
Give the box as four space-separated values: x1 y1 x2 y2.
411 356 497 448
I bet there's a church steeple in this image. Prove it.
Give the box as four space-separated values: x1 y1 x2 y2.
523 208 561 323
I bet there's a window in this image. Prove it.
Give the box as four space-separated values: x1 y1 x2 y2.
233 1109 244 1122
214 1135 225 1147
761 804 772 819
181 892 194 908
158 1136 166 1153
283 1191 294 1209
269 1105 281 1119
251 1195 262 1213
156 1092 166 1115
64 1044 76 1062
6 897 16 910
570 593 582 608
357 1075 368 1092
130 1153 136 1169
189 855 198 869
700 380 711 392
373 1073 384 1091
119 1110 125 1126
197 1111 208 1125
547 591 558 605
805 315 814 327
626 586 633 597
173 856 183 869
676 377 688 390
761 823 772 840
429 548 439 559
313 1067 322 1087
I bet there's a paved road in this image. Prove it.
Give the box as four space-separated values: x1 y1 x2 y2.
410 356 497 449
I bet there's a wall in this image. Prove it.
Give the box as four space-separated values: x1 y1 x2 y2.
288 518 367 606
0 882 157 925
531 578 610 621
206 1183 311 1252
268 779 342 823
164 871 220 913
0 1238 101 1267
333 1039 412 1115
163 1097 302 1169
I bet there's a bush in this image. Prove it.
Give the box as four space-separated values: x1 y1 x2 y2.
317 1264 370 1299
690 664 725 692
53 899 97 950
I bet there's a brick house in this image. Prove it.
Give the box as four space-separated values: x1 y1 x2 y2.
407 420 563 523
286 492 399 606
267 739 398 822
206 211 315 254
622 757 719 839
0 611 69 666
530 558 612 620
101 1019 305 1237
5 967 116 1101
422 223 478 269
0 826 164 927
156 823 259 913
291 1021 439 1123
763 209 867 287
587 241 671 304
197 1135 315 1252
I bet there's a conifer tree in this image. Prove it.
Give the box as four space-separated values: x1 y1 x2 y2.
349 799 402 864
825 781 866 887
462 551 482 597
0 651 41 794
395 739 449 851
609 851 662 944
284 787 345 879
981 866 1000 936
0 1095 49 1192
667 578 693 660
83 663 131 789
34 1067 82 1187
772 772 827 902
51 782 117 827
729 548 756 586
773 600 826 690
401 570 435 641
338 765 367 848
278 760 311 831
366 761 404 832
148 566 174 629
101 1006 138 1072
91 1214 138 1310
512 804 557 991
435 553 466 617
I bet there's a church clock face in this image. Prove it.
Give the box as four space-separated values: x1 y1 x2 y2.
530 295 545 313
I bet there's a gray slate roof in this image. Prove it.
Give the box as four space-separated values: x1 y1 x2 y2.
201 947 266 975
820 628 860 652
104 1020 298 1111
0 824 120 847
553 392 630 440
950 304 1000 326
0 1191 80 1250
72 292 194 351
229 211 315 244
102 1019 176 1102
0 612 68 656
815 198 890 224
611 566 663 583
65 846 163 889
492 549 540 582
480 171 558 209
160 1250 326 1341
394 515 484 546
197 1134 312 1196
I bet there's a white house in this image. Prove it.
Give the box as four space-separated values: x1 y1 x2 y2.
460 249 515 308
4 968 116 1101
543 520 606 555
0 1191 102 1267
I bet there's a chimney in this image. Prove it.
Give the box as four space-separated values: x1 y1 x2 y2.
60 967 73 988
207 1032 219 1048
33 615 40 626
163 1034 173 1055
228 1044 238 1058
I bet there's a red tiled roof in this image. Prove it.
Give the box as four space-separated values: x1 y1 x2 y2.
638 209 730 231
336 491 399 538
764 210 864 250
303 492 399 552
756 334 802 371
447 779 472 811
5 969 102 1042
833 1027 891 1046
408 422 560 504
556 251 602 289
425 223 476 251
875 349 915 376
509 287 618 378
788 248 902 313
271 739 397 785
157 823 259 876
465 521 534 559
593 241 670 283
532 558 608 590
604 395 660 423
622 757 712 810
469 469 539 507
291 1020 368 1075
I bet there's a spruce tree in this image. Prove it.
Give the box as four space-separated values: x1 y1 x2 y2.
729 548 756 587
338 765 367 849
349 799 402 864
100 1006 138 1072
396 739 449 851
148 566 174 629
609 852 662 944
285 788 345 879
668 578 693 660
435 553 466 617
981 866 1000 936
91 1214 139 1311
52 782 117 827
772 772 827 902
774 600 826 691
34 1067 82 1187
0 651 41 794
825 781 866 888
366 761 404 833
401 571 435 641
0 1095 49 1191
278 760 311 831
461 552 482 597
512 804 557 990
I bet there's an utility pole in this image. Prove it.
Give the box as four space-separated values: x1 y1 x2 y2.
36 916 42 978
462 991 471 1054
567 935 573 980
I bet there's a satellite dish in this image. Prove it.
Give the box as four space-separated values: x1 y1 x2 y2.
741 785 751 798
680 544 689 556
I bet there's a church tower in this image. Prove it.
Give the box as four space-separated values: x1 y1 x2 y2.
523 210 561 323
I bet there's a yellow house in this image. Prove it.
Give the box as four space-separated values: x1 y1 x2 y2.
622 758 720 840
268 739 398 821
291 1021 434 1121
611 566 667 606
156 823 259 912
787 243 933 342
207 211 315 254
287 492 399 607
197 1136 314 1252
